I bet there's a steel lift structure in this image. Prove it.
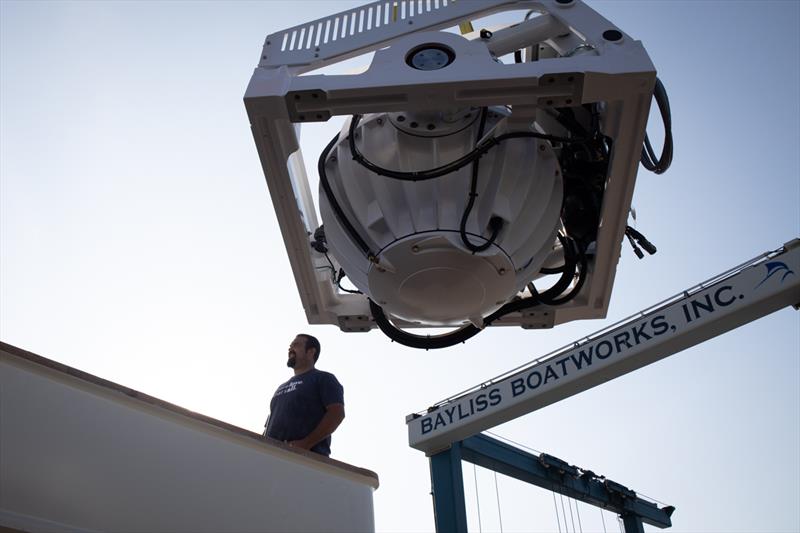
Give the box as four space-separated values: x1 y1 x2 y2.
407 239 800 532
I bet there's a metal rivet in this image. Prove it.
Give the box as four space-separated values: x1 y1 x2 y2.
412 245 420 253
498 268 506 275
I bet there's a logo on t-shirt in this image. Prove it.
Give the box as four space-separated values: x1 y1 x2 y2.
274 379 303 397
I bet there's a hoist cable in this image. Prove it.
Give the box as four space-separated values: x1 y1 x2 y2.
600 509 608 533
559 493 570 533
473 464 483 533
567 496 577 533
575 500 584 533
553 492 563 533
493 471 504 533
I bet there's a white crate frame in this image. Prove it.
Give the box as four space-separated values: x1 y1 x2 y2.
244 0 656 333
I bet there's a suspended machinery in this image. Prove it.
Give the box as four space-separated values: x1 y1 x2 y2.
244 0 672 348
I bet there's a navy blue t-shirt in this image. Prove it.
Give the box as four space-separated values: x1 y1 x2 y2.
265 368 344 456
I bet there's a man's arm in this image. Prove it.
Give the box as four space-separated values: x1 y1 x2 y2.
289 403 345 451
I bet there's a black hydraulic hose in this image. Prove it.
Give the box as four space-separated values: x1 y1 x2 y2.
369 299 483 349
543 248 587 306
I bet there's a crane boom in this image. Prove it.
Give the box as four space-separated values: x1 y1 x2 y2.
407 239 800 454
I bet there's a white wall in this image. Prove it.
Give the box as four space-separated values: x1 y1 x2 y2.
0 345 377 533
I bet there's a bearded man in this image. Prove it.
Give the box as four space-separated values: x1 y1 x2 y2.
264 334 345 457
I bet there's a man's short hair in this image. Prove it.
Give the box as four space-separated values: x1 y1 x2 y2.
298 333 321 362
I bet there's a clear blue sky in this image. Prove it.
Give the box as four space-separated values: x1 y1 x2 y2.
2 1 798 532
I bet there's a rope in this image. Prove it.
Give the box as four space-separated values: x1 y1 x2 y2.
600 509 608 533
473 464 483 533
575 500 584 533
493 471 504 533
552 492 563 533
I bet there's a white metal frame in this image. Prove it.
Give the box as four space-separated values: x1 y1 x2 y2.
244 0 656 332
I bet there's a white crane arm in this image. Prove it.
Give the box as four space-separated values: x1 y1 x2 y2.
407 239 800 454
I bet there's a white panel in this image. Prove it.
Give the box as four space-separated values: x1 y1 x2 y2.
0 349 377 533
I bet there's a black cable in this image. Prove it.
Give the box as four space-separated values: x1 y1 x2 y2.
336 269 362 294
459 107 503 253
348 114 583 182
369 299 483 349
625 231 644 259
640 77 673 174
625 226 657 255
543 247 587 306
369 236 587 349
318 132 378 263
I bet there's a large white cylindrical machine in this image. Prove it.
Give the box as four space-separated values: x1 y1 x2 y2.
320 109 563 327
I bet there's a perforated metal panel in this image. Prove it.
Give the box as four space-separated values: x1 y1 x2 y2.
259 0 515 69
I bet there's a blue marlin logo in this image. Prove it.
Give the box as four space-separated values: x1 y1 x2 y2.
755 261 795 289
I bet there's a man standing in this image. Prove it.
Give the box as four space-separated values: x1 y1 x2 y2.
264 334 345 457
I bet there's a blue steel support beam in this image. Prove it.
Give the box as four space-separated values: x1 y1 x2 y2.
430 442 468 533
459 434 673 529
622 513 646 533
